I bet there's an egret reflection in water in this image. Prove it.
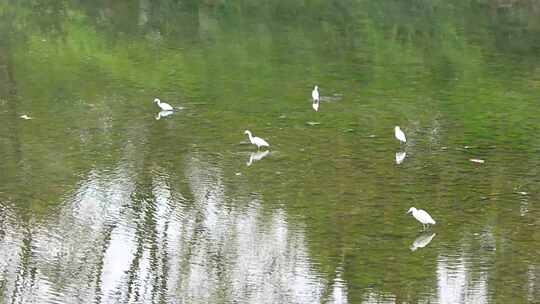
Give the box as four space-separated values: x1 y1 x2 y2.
156 110 174 120
395 151 406 164
312 100 319 112
410 232 436 251
246 150 270 166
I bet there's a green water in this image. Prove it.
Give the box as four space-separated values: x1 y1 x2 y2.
1 0 540 303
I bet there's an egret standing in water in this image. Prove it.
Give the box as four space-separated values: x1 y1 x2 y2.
154 98 174 111
312 86 320 103
312 86 320 112
244 130 269 150
394 126 407 143
407 207 436 230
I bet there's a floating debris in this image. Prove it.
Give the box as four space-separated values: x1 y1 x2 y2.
20 115 32 120
368 134 376 138
517 191 528 196
235 172 242 176
306 121 321 126
470 159 485 164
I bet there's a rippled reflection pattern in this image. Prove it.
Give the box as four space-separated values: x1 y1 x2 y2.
0 155 332 303
437 257 488 304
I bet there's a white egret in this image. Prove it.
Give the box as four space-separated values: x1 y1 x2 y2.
155 110 174 120
407 207 436 230
246 150 270 166
154 98 174 111
244 130 269 150
395 151 406 164
312 86 320 112
395 126 406 143
410 232 436 251
312 85 319 103
20 115 32 120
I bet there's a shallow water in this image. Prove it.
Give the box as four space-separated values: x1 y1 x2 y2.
1 1 540 303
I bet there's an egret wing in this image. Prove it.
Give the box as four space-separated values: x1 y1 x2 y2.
416 209 436 224
254 137 269 147
161 103 174 111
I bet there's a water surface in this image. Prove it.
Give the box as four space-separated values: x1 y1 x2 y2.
1 1 540 303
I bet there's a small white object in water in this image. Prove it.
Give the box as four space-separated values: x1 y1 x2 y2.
153 98 174 111
235 172 242 176
306 121 320 126
246 150 270 166
394 126 406 143
244 130 269 150
407 207 436 230
395 151 406 164
20 115 32 120
155 110 174 120
517 191 528 196
470 159 485 164
410 232 436 251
